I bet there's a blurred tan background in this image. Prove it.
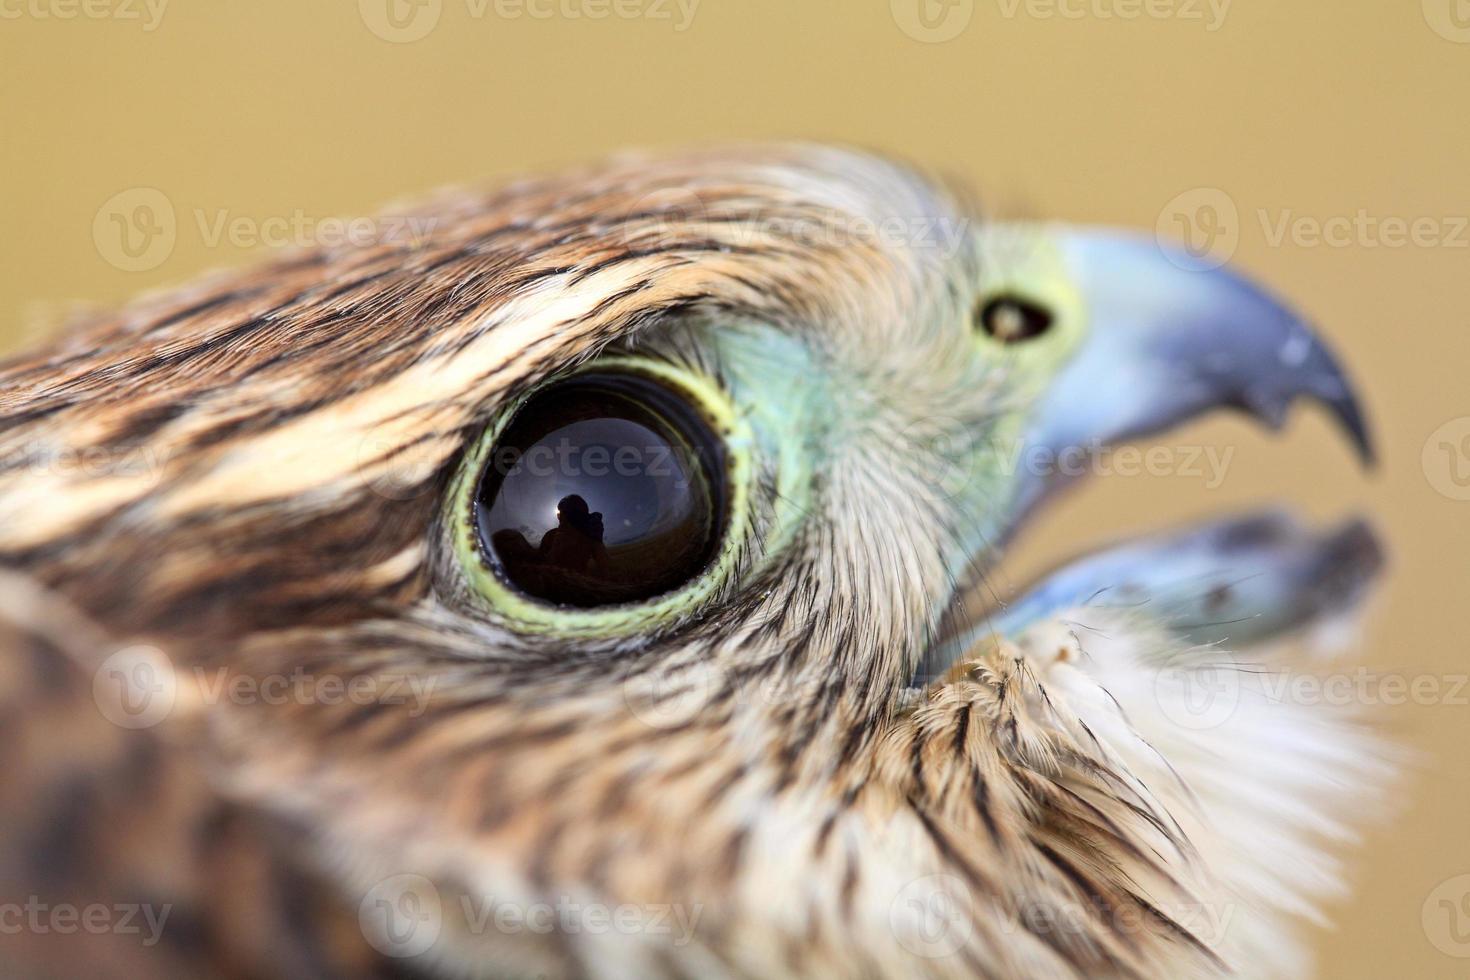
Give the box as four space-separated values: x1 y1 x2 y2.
1 0 1466 974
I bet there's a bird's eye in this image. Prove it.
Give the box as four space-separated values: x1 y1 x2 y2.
472 371 729 608
976 295 1053 343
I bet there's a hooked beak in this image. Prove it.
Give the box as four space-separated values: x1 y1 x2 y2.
918 229 1381 686
922 509 1384 683
981 510 1383 651
1009 230 1373 525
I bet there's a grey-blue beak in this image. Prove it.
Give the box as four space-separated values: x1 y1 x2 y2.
1011 231 1373 522
921 510 1383 684
924 230 1382 688
987 510 1382 649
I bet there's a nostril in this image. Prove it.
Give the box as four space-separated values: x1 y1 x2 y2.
975 295 1053 343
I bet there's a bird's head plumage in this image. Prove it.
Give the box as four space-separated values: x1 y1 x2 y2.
0 145 1390 979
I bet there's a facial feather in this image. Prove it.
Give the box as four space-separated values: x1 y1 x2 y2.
0 145 1390 979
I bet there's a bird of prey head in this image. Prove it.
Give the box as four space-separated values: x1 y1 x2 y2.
0 146 1389 979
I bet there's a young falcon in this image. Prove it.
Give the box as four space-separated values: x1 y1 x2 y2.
0 145 1389 980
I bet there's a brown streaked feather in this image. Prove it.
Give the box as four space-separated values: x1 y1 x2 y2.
0 146 956 642
0 146 1385 979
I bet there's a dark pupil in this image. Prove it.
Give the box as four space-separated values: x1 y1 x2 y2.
474 372 727 608
977 296 1052 343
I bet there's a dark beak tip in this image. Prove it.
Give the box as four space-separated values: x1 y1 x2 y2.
1326 392 1377 470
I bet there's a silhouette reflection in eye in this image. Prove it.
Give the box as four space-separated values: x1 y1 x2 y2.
475 372 728 608
493 494 611 577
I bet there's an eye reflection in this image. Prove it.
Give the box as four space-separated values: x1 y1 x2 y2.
474 372 728 608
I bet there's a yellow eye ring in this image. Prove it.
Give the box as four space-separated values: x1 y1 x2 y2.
447 356 753 638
